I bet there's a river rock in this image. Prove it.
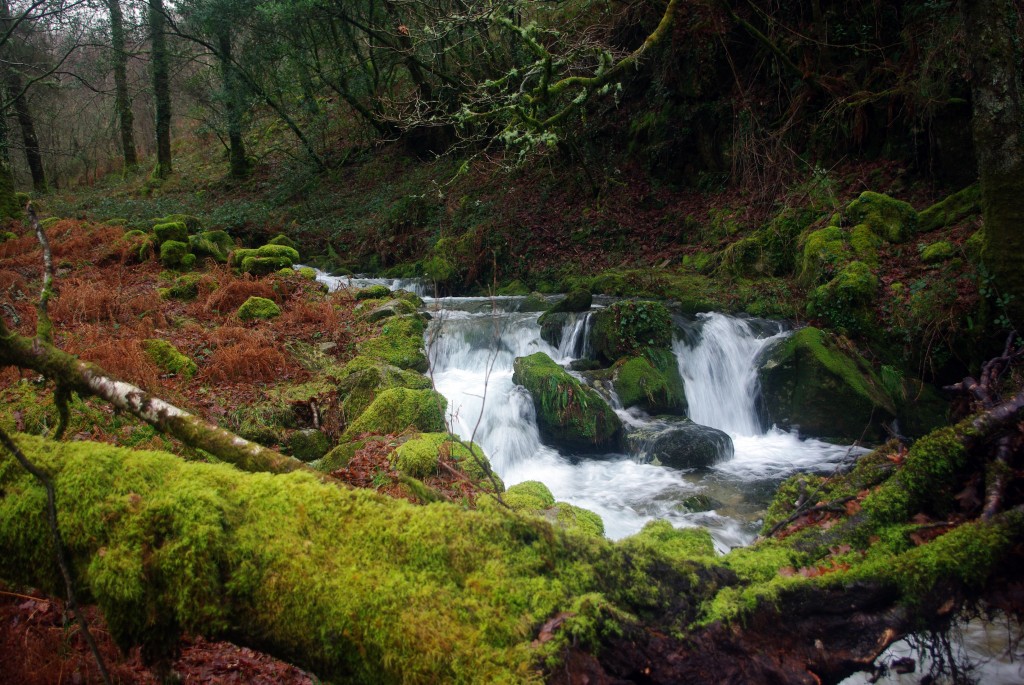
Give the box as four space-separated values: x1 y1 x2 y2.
539 311 569 348
512 352 622 453
755 327 896 443
612 348 687 416
363 298 416 323
627 417 733 469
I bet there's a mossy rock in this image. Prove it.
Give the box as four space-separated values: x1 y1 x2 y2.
313 440 365 473
297 266 317 280
362 298 417 323
496 280 530 296
849 224 883 265
356 316 428 373
0 231 16 243
153 214 202 233
845 191 918 243
336 355 433 425
486 482 603 537
342 387 447 440
920 241 956 264
755 327 897 442
545 289 593 316
237 296 281 321
286 429 331 462
613 349 687 416
158 240 195 270
355 285 391 300
806 261 879 336
918 184 980 233
797 226 850 287
512 352 622 452
189 230 234 263
389 433 499 490
160 273 212 301
268 234 299 254
502 480 557 511
231 244 301 275
621 520 716 563
142 339 197 379
153 221 188 246
551 503 605 538
517 292 550 313
588 300 673 364
391 289 424 307
720 206 817 277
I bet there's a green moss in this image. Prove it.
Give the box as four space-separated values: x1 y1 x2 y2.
268 233 299 253
313 440 364 472
0 230 17 243
391 434 443 478
554 503 605 537
613 349 687 415
356 285 392 300
622 520 716 564
848 224 882 265
237 296 281 321
964 229 984 262
845 191 918 243
392 433 502 490
297 266 316 280
153 214 202 233
284 429 331 463
160 273 210 301
356 316 428 372
143 339 197 379
189 230 234 263
342 387 447 440
359 298 417 323
719 206 817 277
588 300 673 363
545 289 593 315
231 244 301 275
798 226 849 287
920 241 956 264
496 280 531 296
918 184 980 233
512 352 622 451
503 480 556 511
159 240 195 270
153 221 188 246
806 261 879 336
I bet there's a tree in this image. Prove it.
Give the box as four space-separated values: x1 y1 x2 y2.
149 0 172 177
966 0 1024 329
0 0 46 192
107 0 137 170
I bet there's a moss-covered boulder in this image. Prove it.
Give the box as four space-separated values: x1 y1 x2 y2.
336 355 433 425
849 224 883 265
797 226 850 287
588 300 673 364
720 206 817 277
845 191 918 243
918 184 980 233
342 387 447 440
158 273 212 301
142 339 197 379
314 440 364 473
626 417 733 469
268 233 299 253
613 349 687 416
512 352 622 453
805 260 879 336
237 296 281 321
362 298 417 323
544 289 593 316
189 230 234 263
286 429 331 462
921 241 956 264
486 481 603 537
356 315 429 373
158 240 195 270
390 433 502 491
355 284 391 300
755 327 897 442
231 244 301 276
502 480 556 510
153 221 188 246
153 214 202 233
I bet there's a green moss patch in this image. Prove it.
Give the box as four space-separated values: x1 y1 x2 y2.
189 230 234 263
153 221 188 245
356 316 428 373
343 387 447 440
143 339 197 379
845 191 918 243
588 300 673 363
613 349 687 416
237 296 281 321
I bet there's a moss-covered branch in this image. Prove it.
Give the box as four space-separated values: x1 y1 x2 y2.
0 317 316 478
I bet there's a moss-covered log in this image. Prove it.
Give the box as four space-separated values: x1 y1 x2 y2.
0 319 312 477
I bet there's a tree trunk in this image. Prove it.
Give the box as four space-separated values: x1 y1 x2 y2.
966 0 1024 327
107 0 138 170
149 0 172 178
0 85 17 217
0 0 44 193
216 27 248 179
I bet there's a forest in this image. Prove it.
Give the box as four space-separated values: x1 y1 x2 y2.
0 0 1023 683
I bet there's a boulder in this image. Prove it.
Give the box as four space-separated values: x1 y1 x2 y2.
626 417 733 469
342 387 447 440
286 429 331 462
356 315 429 372
539 311 569 348
336 355 433 425
512 352 622 453
588 300 673 364
612 348 687 416
844 191 918 243
756 327 897 442
362 298 417 323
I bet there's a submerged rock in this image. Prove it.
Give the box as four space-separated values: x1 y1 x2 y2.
755 327 896 442
627 417 733 469
512 352 622 453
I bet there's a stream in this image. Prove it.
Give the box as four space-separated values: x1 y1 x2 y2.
314 272 1023 683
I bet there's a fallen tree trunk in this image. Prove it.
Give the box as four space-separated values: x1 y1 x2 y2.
0 317 316 477
1 411 1022 683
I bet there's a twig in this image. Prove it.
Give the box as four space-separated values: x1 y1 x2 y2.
763 496 855 539
0 427 112 685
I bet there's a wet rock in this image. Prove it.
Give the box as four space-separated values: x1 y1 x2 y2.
627 417 734 469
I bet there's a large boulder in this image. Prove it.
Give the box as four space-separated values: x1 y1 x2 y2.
512 352 622 453
612 349 687 416
356 315 429 372
336 355 433 425
342 387 447 440
626 417 733 469
588 300 673 364
755 327 897 443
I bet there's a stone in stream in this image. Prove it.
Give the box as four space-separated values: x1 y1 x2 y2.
627 417 734 469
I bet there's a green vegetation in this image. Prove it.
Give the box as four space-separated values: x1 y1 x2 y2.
356 316 429 373
844 191 918 243
613 349 687 415
143 339 198 379
589 300 673 363
342 387 447 440
237 296 281 320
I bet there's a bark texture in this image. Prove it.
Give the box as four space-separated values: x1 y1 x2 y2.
149 0 173 177
107 0 138 169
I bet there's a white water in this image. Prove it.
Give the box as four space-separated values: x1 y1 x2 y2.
421 298 863 548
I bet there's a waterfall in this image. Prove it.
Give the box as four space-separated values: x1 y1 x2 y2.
675 314 787 436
